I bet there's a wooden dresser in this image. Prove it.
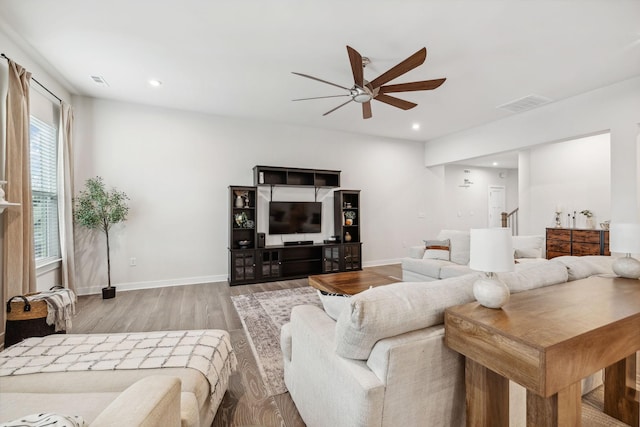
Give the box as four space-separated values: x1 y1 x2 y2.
546 227 610 259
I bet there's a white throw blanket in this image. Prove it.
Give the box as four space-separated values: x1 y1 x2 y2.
0 330 237 411
28 288 77 332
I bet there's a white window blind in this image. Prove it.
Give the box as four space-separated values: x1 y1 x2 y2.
30 115 60 264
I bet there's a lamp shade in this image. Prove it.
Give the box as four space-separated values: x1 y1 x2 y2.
470 228 514 273
610 223 640 254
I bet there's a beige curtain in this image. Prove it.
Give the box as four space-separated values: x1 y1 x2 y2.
2 60 35 302
58 102 76 291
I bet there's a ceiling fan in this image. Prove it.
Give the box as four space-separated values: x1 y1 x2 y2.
292 46 446 119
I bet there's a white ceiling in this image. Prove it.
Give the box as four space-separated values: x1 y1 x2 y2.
1 0 639 143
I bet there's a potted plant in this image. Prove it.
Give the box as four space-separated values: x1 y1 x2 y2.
74 176 130 299
580 209 594 229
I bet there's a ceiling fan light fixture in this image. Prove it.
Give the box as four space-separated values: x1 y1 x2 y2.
351 87 372 103
353 93 372 103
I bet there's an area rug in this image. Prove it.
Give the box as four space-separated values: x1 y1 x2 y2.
231 286 322 396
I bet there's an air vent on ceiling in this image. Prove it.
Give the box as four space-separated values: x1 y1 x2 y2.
497 94 552 113
90 75 109 87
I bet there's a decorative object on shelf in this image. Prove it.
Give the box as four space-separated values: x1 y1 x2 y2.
234 190 248 208
234 212 248 227
237 240 252 249
609 223 640 279
0 181 20 213
554 209 562 228
244 219 255 229
344 232 352 242
344 202 352 208
469 228 514 309
344 210 356 226
74 176 129 299
581 209 594 229
600 220 610 230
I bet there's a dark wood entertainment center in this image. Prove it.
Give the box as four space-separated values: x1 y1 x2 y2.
228 166 362 285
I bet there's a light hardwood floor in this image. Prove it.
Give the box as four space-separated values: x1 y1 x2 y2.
70 264 402 427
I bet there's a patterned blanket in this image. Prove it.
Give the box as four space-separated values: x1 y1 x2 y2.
0 330 237 413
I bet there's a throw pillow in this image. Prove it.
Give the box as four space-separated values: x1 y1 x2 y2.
317 290 350 320
514 248 541 259
2 413 87 427
422 238 450 261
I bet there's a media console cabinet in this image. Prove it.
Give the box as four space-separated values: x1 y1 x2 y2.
229 166 362 285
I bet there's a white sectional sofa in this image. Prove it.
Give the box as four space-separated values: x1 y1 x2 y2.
282 256 614 427
402 229 547 281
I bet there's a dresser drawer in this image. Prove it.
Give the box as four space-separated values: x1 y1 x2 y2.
547 240 571 253
546 229 571 241
572 230 601 244
572 242 601 256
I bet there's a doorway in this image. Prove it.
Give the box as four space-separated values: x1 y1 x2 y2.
488 186 505 227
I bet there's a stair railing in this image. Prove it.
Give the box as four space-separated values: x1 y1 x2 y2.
501 208 519 235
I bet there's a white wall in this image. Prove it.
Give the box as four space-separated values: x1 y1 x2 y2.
441 165 517 230
72 97 445 295
423 76 640 229
522 133 611 234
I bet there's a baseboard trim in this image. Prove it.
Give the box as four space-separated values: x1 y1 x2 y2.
363 258 402 268
75 259 402 296
75 274 228 296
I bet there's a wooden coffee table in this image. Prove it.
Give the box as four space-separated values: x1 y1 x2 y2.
308 270 401 295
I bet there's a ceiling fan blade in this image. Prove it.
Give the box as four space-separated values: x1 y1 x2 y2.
368 48 427 89
292 72 351 91
362 101 372 119
346 45 364 88
374 94 417 110
379 78 446 94
323 99 354 116
293 94 351 101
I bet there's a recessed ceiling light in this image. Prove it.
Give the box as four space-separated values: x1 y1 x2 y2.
492 162 498 166
412 123 420 130
148 79 162 87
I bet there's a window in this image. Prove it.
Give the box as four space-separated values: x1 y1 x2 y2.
30 114 60 264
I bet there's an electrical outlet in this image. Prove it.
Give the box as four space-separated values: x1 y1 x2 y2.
130 257 137 266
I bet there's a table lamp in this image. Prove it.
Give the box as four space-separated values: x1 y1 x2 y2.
470 228 515 308
609 223 640 279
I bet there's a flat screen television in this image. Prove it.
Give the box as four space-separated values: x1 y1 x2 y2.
269 201 322 234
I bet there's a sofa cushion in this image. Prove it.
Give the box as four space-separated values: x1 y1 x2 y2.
512 235 545 259
437 230 470 265
551 256 614 281
335 274 480 360
317 290 350 320
422 239 450 261
497 261 568 293
401 257 451 279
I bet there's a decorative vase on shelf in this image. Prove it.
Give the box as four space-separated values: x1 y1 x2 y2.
235 195 244 208
344 232 352 242
586 218 595 229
